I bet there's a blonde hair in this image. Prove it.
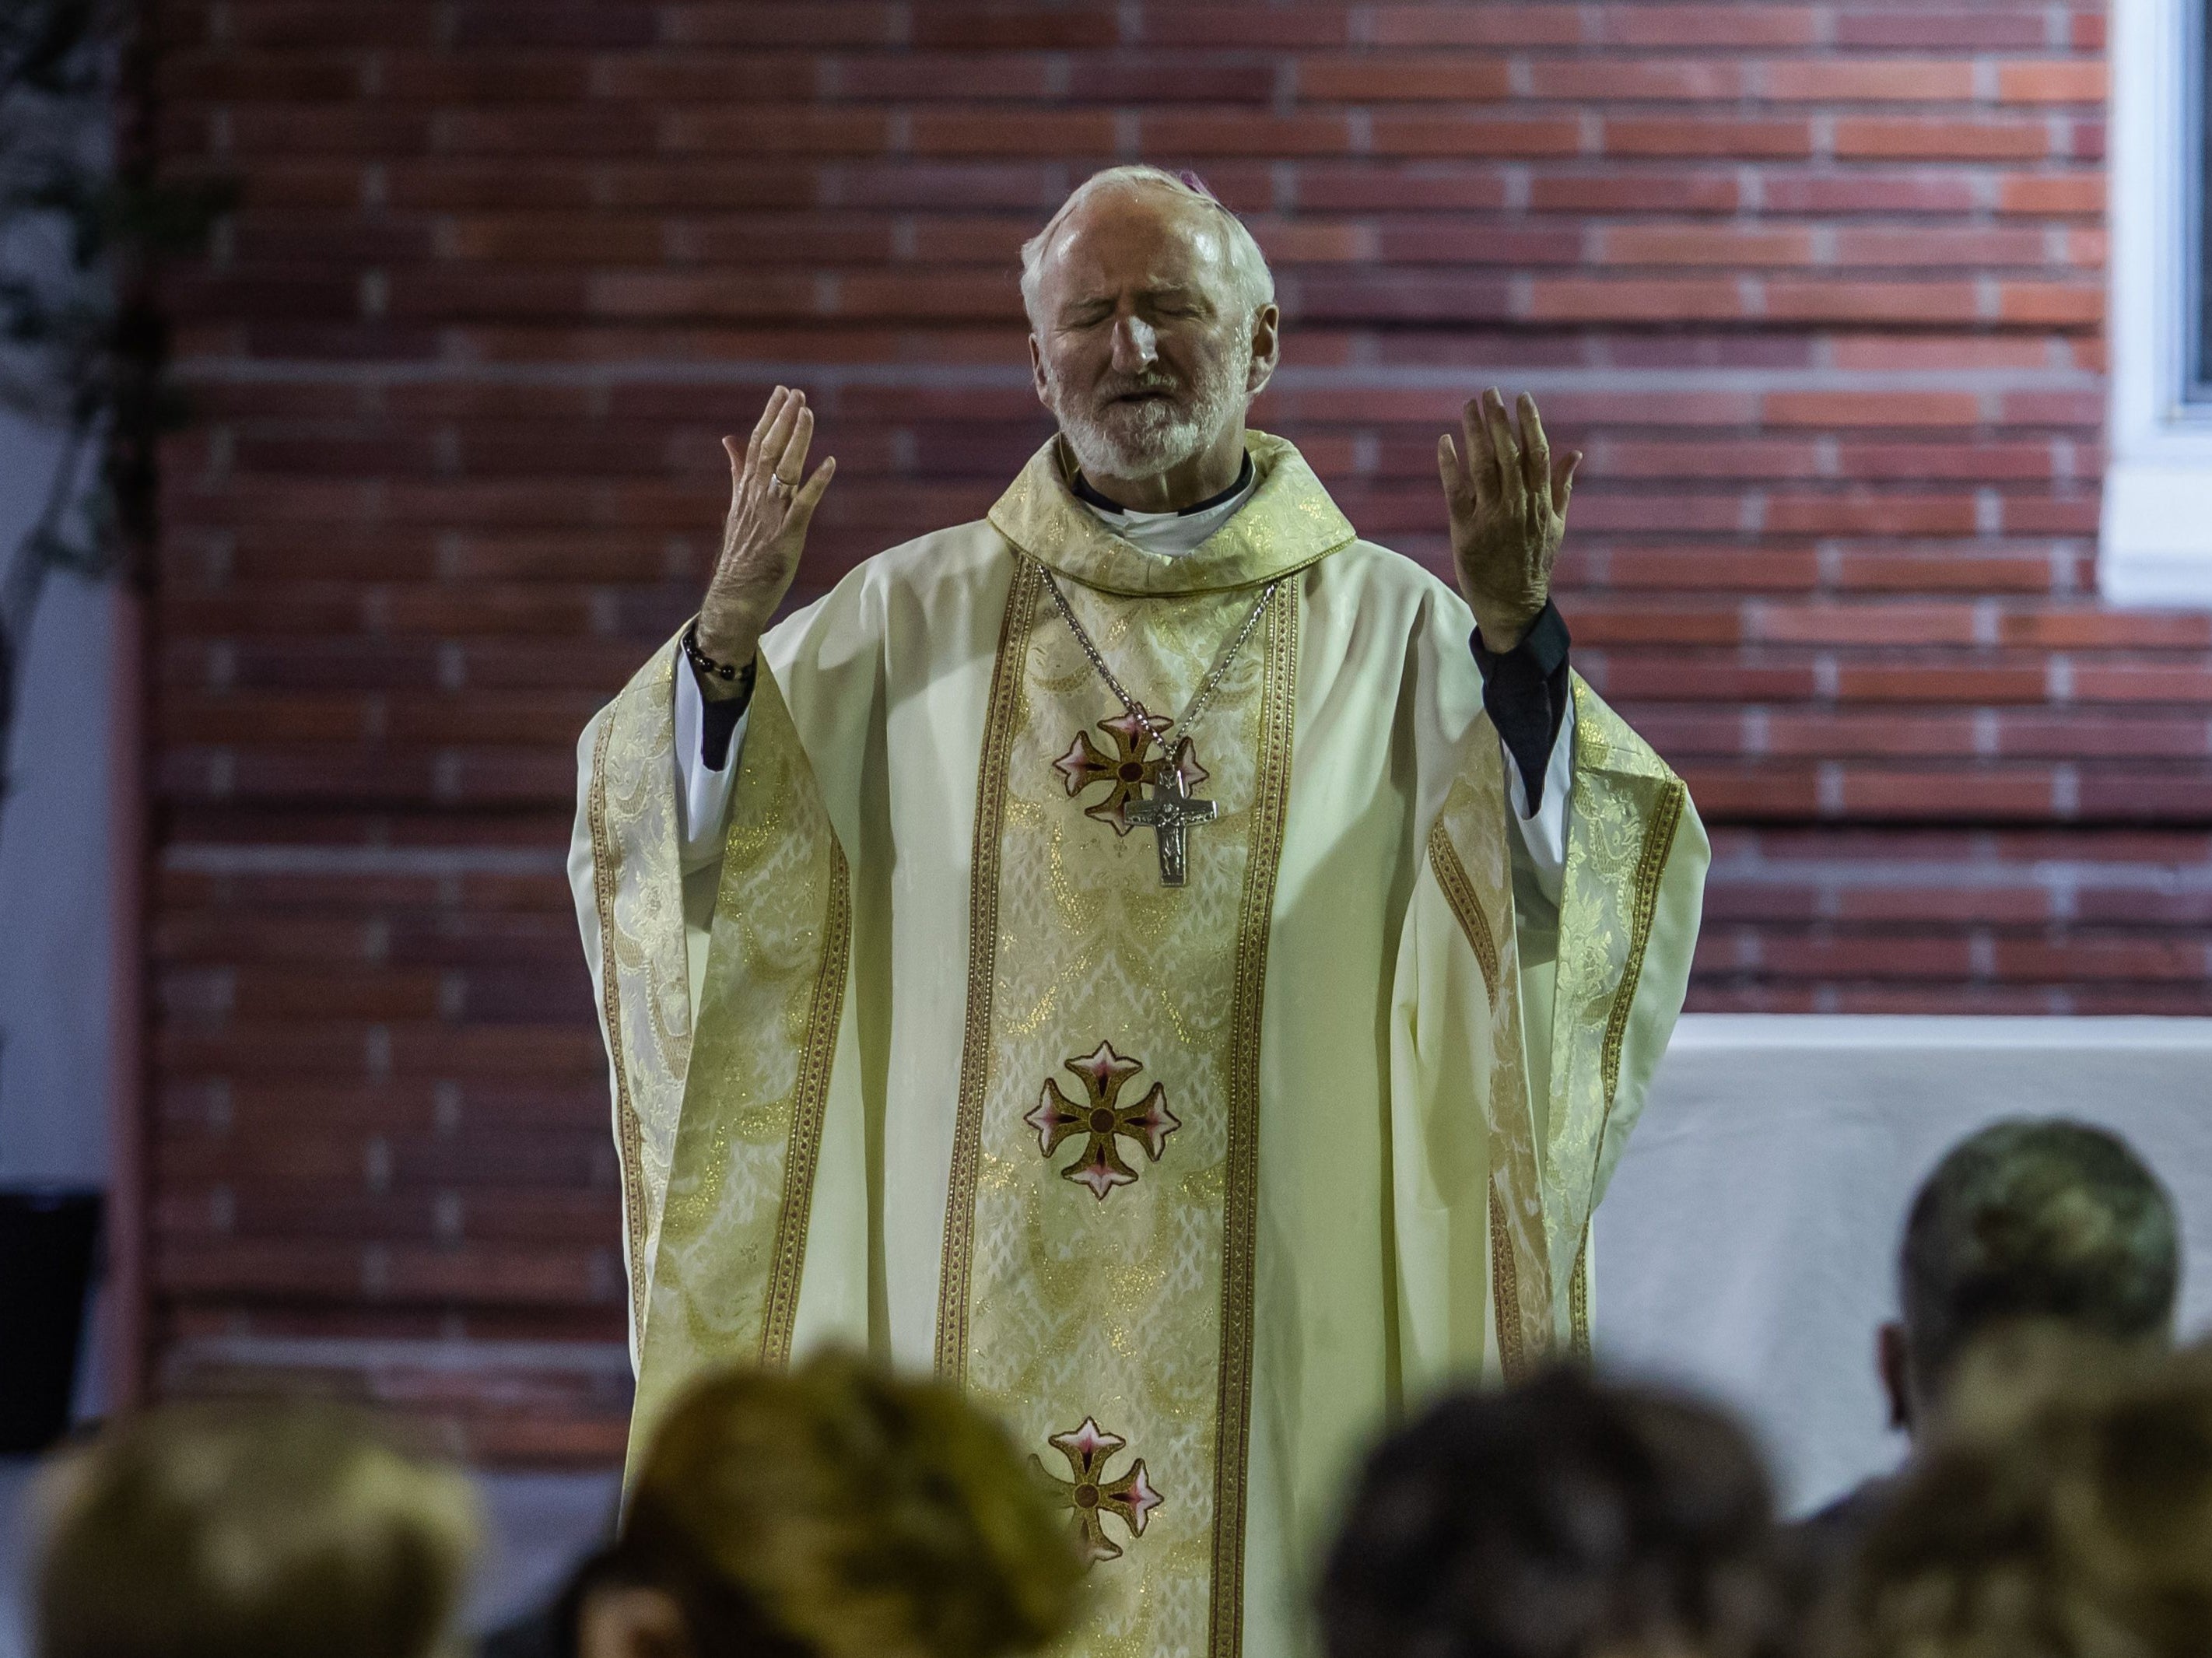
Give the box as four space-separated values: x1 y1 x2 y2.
1834 1334 2212 1658
619 1352 1084 1658
1018 163 1276 330
35 1401 479 1658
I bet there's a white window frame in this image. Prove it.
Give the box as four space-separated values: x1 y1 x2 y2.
2105 0 2212 602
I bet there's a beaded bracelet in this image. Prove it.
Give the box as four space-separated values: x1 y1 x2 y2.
682 619 755 689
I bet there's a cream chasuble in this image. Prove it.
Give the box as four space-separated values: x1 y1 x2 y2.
568 431 1709 1658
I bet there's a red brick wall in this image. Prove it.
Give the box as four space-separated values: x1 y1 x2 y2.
149 0 2140 1451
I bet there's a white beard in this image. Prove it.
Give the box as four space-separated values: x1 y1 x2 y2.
1046 347 1247 482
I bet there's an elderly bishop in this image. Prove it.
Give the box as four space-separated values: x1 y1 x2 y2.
571 167 1708 1657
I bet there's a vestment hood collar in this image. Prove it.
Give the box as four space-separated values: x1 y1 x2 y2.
987 429 1358 596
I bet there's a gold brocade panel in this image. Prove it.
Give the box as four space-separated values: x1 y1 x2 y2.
1423 766 1553 1381
626 665 853 1480
1541 682 1690 1317
583 645 695 1359
938 558 1297 1658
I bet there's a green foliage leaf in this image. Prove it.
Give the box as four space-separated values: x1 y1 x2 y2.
0 0 227 590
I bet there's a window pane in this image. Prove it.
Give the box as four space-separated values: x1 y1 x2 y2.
2196 0 2212 393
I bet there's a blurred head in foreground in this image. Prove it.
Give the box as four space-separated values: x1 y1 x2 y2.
35 1400 479 1658
1833 1333 2212 1658
1883 1117 2179 1435
575 1352 1082 1658
1319 1366 1793 1658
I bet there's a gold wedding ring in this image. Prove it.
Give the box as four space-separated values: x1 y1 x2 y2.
769 474 797 499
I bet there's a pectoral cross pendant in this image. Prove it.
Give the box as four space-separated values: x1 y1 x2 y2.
1124 764 1218 888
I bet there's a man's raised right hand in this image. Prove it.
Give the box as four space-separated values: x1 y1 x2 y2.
695 386 835 674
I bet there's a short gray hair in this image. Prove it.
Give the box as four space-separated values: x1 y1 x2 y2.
1900 1117 2179 1389
1018 165 1276 331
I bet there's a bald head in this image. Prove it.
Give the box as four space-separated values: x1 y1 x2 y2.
1022 167 1280 507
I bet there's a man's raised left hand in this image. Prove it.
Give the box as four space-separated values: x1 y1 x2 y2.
1438 388 1581 654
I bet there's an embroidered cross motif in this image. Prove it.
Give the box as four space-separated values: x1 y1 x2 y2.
1032 1418 1162 1566
1024 1041 1180 1201
1053 706 1209 836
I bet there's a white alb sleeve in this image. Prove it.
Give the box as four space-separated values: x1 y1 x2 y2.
672 658 748 875
1499 691 1573 906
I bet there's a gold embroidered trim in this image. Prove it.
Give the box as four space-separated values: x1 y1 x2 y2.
1432 808 1543 1383
1426 819 1501 1004
1569 776 1681 1371
1208 580 1299 1658
1489 1188 1529 1383
934 556 1043 1386
988 429 1357 598
758 841 853 1369
1569 1229 1592 1365
587 711 654 1354
1595 779 1686 1156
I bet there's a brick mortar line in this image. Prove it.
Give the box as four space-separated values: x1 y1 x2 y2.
172 362 2103 391
163 845 570 875
165 1333 632 1372
1706 861 2212 888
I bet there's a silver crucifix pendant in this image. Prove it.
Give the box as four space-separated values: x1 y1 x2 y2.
1124 762 1218 887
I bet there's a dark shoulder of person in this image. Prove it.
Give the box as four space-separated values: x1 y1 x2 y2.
479 1605 567 1658
479 1557 600 1658
1783 1474 1898 1588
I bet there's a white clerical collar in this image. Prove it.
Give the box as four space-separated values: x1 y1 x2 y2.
1071 454 1257 559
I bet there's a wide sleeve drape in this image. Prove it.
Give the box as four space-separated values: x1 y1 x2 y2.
1389 674 1708 1396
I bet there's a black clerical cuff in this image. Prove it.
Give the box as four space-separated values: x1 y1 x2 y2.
1471 601 1572 814
697 673 751 771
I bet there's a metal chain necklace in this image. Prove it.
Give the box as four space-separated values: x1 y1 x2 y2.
1036 560 1278 886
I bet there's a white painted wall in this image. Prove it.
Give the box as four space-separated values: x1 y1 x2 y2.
0 414 116 1187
